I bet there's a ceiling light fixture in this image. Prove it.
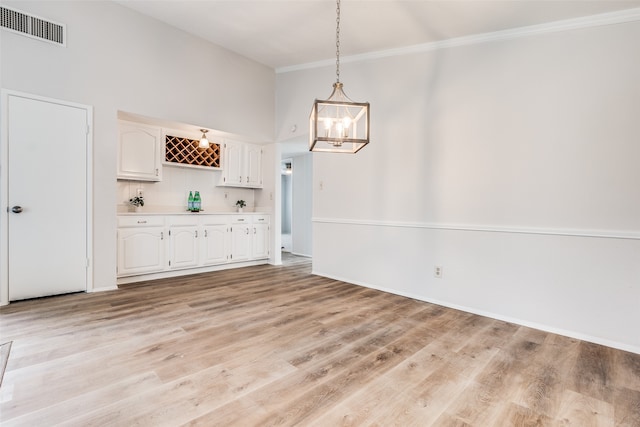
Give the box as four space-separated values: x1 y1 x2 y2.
198 129 209 149
309 0 369 153
282 162 292 175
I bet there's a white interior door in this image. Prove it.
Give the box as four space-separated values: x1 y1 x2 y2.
5 93 89 301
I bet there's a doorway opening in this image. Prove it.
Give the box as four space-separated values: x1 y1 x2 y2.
281 159 293 252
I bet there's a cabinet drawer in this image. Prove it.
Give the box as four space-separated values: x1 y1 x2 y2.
117 216 164 228
253 215 269 224
167 215 199 227
231 215 251 224
200 215 230 226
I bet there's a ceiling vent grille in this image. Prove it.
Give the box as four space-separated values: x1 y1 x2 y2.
1 6 65 46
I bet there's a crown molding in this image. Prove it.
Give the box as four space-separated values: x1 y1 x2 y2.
277 7 640 74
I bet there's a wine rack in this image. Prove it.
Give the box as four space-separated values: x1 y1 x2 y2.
165 135 221 168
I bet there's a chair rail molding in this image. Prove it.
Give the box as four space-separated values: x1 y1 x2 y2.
312 217 640 241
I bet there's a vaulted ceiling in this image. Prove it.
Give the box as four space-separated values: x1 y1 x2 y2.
118 0 640 70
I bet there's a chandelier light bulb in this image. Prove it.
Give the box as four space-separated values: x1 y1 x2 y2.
342 117 351 137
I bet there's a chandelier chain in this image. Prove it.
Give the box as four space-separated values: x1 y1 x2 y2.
335 0 340 83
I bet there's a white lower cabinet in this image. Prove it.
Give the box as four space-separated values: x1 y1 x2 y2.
117 214 269 280
201 217 230 266
252 215 270 260
117 216 166 276
168 217 199 270
230 216 252 262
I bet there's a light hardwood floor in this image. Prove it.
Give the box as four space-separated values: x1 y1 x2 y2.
1 254 639 426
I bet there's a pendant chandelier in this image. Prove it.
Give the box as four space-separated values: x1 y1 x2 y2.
309 0 370 153
198 129 209 149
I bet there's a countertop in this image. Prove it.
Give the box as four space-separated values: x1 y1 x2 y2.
118 211 268 216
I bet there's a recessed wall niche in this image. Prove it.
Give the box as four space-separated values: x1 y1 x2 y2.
165 134 221 168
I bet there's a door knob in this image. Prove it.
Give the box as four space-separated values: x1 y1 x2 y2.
11 206 23 213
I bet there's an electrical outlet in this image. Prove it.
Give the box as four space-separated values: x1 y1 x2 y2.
136 188 143 197
224 191 228 199
434 266 443 278
319 181 324 191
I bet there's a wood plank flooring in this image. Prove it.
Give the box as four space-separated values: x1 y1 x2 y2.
1 254 638 426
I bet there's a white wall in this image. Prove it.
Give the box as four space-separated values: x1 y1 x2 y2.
291 153 313 257
117 170 255 214
1 1 275 290
256 143 281 265
281 173 292 234
276 18 640 352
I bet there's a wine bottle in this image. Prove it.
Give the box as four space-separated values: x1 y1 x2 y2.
194 191 201 212
188 191 194 211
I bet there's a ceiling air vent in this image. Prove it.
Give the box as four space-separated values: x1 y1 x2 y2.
1 6 65 46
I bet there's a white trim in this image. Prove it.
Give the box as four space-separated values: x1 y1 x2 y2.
277 7 640 74
290 252 312 258
0 90 94 305
0 92 9 306
85 105 94 294
313 217 640 241
116 259 269 285
312 269 640 355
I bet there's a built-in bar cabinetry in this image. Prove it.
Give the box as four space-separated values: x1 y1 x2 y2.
117 213 270 283
117 120 263 188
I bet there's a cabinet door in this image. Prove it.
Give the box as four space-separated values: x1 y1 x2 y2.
231 224 251 262
252 223 270 259
117 122 162 181
117 227 165 276
201 224 229 265
245 144 262 188
169 226 199 269
221 142 243 186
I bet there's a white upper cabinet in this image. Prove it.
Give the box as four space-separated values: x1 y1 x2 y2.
219 141 263 188
220 141 244 186
117 121 162 181
245 144 263 188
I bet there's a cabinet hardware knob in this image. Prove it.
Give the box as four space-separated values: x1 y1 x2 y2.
205 230 208 237
11 206 23 213
195 230 198 238
161 232 164 240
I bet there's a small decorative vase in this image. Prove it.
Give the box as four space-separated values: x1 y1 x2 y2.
135 206 142 213
237 207 243 213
